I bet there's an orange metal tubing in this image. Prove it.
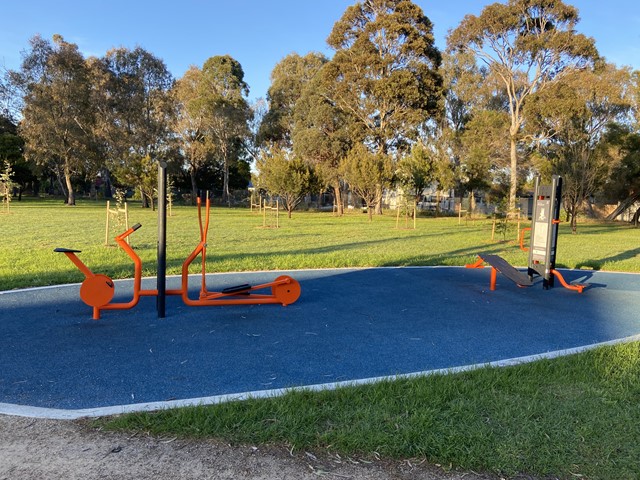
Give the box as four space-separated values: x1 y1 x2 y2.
94 224 146 318
551 269 585 293
61 252 95 278
519 227 531 252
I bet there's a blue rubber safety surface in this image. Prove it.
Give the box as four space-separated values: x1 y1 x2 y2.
1 267 639 414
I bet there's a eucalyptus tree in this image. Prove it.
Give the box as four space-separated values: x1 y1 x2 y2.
12 34 95 205
460 109 512 209
325 0 443 213
173 66 216 202
395 141 436 204
447 0 598 212
256 147 318 218
292 70 355 215
340 143 394 221
259 52 327 148
92 46 175 208
603 124 640 224
200 55 252 204
525 64 633 232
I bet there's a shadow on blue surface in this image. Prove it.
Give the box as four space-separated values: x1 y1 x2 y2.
0 267 639 415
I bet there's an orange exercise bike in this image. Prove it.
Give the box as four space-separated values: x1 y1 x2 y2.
55 196 301 320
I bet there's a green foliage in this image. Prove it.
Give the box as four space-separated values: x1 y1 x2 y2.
325 0 443 154
13 34 95 205
199 55 252 203
447 0 599 210
340 144 394 220
259 52 327 148
256 148 318 218
0 160 14 212
395 141 436 202
525 64 633 232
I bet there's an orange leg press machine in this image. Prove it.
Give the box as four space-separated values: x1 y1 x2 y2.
466 175 585 294
56 164 300 320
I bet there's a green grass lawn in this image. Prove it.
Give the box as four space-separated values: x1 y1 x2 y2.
2 198 639 291
3 198 640 479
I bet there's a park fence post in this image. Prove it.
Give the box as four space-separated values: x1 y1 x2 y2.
157 161 167 318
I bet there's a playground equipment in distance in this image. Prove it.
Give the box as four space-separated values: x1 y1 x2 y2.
466 175 586 293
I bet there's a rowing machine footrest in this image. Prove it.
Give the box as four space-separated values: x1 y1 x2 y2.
221 284 252 294
54 248 82 253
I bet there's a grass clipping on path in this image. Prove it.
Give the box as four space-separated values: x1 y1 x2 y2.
103 341 640 479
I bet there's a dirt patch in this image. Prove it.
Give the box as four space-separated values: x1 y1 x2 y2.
0 415 503 480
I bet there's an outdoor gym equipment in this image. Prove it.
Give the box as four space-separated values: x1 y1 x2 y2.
55 195 301 320
466 175 586 293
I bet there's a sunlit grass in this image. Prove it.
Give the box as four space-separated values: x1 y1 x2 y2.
2 198 639 290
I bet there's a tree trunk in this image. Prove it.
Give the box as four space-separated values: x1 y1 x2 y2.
333 184 343 216
632 207 640 227
509 134 518 214
375 185 383 215
222 146 231 206
64 164 75 206
190 167 198 206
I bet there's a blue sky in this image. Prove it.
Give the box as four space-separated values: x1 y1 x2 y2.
2 1 639 102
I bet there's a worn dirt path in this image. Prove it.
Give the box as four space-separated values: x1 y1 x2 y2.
0 415 511 480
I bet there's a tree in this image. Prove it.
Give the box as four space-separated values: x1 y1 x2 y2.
340 143 393 221
257 147 317 218
525 64 633 232
603 124 640 224
259 52 327 148
0 115 35 199
92 47 175 208
12 34 95 205
292 69 355 216
325 0 443 213
173 66 216 203
396 141 436 204
447 0 598 212
460 109 512 209
200 55 252 204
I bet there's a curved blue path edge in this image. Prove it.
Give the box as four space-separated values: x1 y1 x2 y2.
1 267 639 419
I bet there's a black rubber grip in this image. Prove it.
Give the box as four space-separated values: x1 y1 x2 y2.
132 223 142 231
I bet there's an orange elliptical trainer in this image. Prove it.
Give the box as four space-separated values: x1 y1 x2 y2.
56 192 301 320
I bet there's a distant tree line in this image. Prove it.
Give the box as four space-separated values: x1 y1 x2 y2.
1 0 639 231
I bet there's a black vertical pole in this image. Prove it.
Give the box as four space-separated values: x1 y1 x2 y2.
157 161 167 318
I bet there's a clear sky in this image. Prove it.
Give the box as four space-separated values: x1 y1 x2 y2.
2 1 639 103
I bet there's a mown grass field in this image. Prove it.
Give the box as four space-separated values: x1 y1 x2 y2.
1 197 639 291
2 198 640 479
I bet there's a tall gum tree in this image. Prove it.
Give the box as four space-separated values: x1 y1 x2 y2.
447 0 598 212
13 35 95 205
292 70 355 215
93 47 175 208
200 55 252 204
325 0 443 213
259 52 328 149
525 64 633 232
173 66 215 203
